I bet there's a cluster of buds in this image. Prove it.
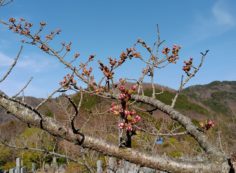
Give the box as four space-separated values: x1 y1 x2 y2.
93 86 104 94
79 55 95 78
45 33 53 40
74 52 80 59
40 21 46 27
117 113 141 131
59 74 77 89
65 42 72 52
45 29 61 41
88 55 95 61
118 123 132 131
8 17 33 36
142 66 154 77
7 18 64 55
142 67 150 75
87 76 104 94
162 47 170 55
183 58 193 74
110 103 122 115
168 55 178 63
200 119 215 131
162 45 181 63
109 57 117 67
118 81 137 101
110 80 141 132
40 44 49 52
61 41 72 52
82 66 92 77
118 47 141 66
137 39 152 53
7 18 62 51
172 45 181 56
98 61 114 79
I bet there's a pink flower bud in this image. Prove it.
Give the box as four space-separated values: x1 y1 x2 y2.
119 85 125 92
208 120 215 127
126 124 133 131
110 104 121 115
131 85 137 91
118 93 126 100
135 115 141 122
124 110 130 116
130 110 136 115
118 122 125 129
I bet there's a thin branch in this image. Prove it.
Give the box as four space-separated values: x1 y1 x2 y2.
150 67 155 98
0 139 98 173
81 150 96 173
135 125 188 137
0 140 77 162
171 75 184 108
35 86 63 110
0 93 230 172
171 50 209 108
13 77 33 98
64 93 84 145
0 45 23 83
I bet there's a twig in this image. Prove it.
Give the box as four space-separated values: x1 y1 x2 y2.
171 75 184 108
35 86 63 110
0 140 77 162
0 45 23 83
13 77 33 98
64 93 84 145
171 50 209 108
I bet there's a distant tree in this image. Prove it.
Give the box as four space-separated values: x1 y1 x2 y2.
0 2 235 173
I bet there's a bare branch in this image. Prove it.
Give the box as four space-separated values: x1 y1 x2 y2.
129 94 225 160
64 92 84 145
13 77 33 98
0 45 23 83
0 93 231 173
0 139 77 162
0 17 232 172
136 126 188 137
171 50 209 108
35 86 63 110
171 75 184 108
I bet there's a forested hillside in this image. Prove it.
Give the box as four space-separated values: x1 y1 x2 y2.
1 81 235 172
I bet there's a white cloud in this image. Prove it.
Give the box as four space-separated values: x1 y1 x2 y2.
0 51 61 97
0 52 13 66
0 39 11 50
0 78 50 98
185 0 235 44
0 51 57 72
212 0 235 27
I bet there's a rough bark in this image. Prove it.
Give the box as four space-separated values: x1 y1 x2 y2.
105 93 228 160
130 95 225 160
0 93 232 173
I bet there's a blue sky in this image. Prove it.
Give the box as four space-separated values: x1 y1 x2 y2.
0 0 235 98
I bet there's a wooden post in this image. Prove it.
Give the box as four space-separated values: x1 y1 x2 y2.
51 157 58 172
96 160 103 173
107 157 117 173
20 167 26 173
9 168 14 173
32 162 36 173
15 157 21 173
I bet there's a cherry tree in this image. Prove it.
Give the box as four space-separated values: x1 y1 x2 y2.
0 2 235 173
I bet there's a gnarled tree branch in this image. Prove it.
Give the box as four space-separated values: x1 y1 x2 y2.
0 93 231 173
